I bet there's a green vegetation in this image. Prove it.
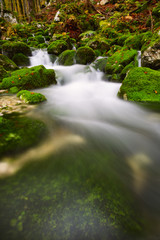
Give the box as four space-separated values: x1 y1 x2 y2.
2 42 31 59
0 54 18 71
119 67 160 102
0 65 56 90
76 46 96 65
0 115 48 157
105 48 138 82
47 40 69 55
58 50 76 66
0 144 144 239
12 53 30 66
17 90 46 104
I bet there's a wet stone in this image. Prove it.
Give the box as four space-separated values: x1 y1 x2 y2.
0 95 36 115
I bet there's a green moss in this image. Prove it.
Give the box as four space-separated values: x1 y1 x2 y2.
105 48 137 81
58 50 76 66
17 90 46 104
28 40 39 48
12 53 30 67
0 145 145 239
0 54 18 71
119 61 136 80
2 42 31 59
47 40 69 55
1 65 56 90
75 46 96 65
119 67 160 102
9 86 19 94
93 57 108 72
124 33 144 50
35 35 45 44
38 43 48 49
0 115 48 157
0 66 8 81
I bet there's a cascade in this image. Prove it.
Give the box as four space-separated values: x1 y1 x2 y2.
0 49 160 240
138 50 141 67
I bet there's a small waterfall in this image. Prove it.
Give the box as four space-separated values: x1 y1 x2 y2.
29 49 53 67
138 50 141 67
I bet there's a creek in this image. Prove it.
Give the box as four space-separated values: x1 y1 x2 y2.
0 49 160 240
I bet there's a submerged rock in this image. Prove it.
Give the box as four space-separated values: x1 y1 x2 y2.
0 115 48 158
119 67 160 102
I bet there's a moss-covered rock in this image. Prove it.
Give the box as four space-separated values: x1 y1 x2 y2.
38 43 48 49
0 115 48 157
0 65 56 90
93 57 108 72
119 67 160 102
75 46 96 65
47 40 68 55
35 35 45 44
17 90 46 104
124 33 144 50
0 54 18 71
105 48 138 81
58 50 76 66
9 86 19 94
12 53 30 66
2 41 31 59
0 66 8 81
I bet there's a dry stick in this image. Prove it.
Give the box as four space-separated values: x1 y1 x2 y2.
149 10 153 33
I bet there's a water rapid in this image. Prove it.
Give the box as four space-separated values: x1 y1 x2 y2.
0 49 160 240
32 49 160 235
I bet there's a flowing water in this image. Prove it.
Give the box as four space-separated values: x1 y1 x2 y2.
0 49 160 240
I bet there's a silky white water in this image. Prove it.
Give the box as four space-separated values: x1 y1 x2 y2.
1 49 159 240
29 50 160 212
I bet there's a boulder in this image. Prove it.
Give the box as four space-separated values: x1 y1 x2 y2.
17 90 46 104
0 54 18 71
105 48 138 82
75 46 96 65
47 40 68 55
141 42 160 70
58 50 76 66
12 53 30 66
0 65 56 90
2 41 31 59
118 67 160 102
